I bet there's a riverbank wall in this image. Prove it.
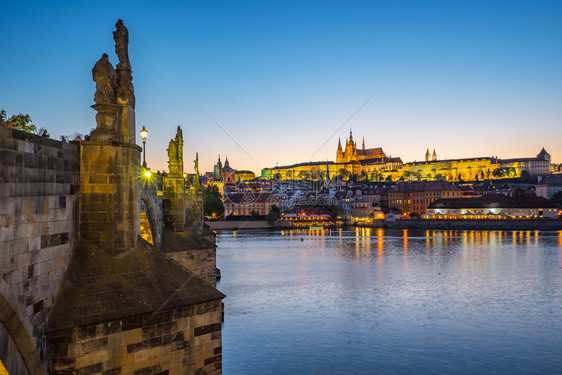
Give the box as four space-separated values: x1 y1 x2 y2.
375 219 562 231
206 220 291 231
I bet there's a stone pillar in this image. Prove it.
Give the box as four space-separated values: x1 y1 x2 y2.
185 187 204 234
79 140 141 255
163 175 185 232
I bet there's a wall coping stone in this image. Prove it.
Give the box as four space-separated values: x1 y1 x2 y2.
46 237 225 333
77 140 142 151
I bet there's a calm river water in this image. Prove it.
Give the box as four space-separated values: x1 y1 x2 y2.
216 228 562 375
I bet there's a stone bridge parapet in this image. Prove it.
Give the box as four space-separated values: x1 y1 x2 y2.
0 125 79 374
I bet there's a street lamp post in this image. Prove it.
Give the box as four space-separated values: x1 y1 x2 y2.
140 126 148 167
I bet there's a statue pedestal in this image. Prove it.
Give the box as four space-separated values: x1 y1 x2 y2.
168 162 182 176
79 140 142 256
90 103 121 141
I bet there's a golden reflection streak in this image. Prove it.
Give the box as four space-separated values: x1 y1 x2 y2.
375 228 384 260
558 230 562 247
403 229 408 255
355 227 360 258
534 230 539 245
490 231 496 246
364 228 371 257
0 360 8 375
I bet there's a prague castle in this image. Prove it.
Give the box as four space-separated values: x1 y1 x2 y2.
262 130 401 181
261 130 550 182
336 130 385 163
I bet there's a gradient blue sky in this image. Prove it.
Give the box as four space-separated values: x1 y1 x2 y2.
1 0 561 174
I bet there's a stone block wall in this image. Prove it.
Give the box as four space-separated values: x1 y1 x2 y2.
79 141 141 255
163 177 185 232
167 249 217 287
185 188 203 235
0 125 79 374
48 300 223 375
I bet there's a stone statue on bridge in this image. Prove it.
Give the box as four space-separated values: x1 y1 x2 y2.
90 19 136 143
167 126 184 176
194 152 202 190
92 54 117 104
113 19 131 70
114 19 135 109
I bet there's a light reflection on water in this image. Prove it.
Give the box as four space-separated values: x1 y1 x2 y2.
217 229 562 375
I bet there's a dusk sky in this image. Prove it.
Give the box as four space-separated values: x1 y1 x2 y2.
1 0 561 174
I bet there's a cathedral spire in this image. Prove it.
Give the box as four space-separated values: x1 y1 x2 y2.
432 149 437 161
349 129 353 144
337 138 344 163
362 137 365 150
425 148 430 162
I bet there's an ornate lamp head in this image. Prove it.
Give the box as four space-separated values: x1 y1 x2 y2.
140 126 148 141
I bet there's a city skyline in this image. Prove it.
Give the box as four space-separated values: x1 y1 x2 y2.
1 0 561 174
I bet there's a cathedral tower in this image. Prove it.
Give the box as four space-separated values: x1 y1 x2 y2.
337 138 344 163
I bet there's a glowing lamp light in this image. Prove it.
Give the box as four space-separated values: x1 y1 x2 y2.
140 126 149 167
144 170 151 178
140 126 148 140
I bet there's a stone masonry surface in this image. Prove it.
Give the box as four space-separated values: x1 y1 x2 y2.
0 125 79 374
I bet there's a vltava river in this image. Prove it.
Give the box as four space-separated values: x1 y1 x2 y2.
217 229 562 375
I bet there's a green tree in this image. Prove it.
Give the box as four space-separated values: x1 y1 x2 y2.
204 185 224 218
298 170 311 180
508 167 517 178
266 204 281 225
338 168 350 180
0 109 37 133
550 191 562 205
519 170 534 183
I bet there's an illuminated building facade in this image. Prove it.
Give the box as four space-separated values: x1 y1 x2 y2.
223 192 279 216
235 170 256 181
498 148 551 176
388 180 462 215
425 191 558 219
210 155 255 187
261 136 551 183
397 151 499 182
535 175 562 199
